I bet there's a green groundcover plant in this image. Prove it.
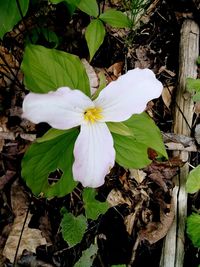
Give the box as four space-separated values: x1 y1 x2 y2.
0 1 168 265
21 43 167 266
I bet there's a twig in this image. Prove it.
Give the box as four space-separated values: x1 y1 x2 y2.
13 205 30 266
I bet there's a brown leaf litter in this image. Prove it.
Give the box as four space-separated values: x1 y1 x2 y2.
2 181 47 263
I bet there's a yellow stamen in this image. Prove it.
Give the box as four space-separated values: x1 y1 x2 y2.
84 107 103 123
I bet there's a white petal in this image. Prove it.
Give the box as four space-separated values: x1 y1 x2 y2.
73 122 115 188
22 87 94 129
94 68 163 122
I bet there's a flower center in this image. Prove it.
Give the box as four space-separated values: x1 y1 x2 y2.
84 107 103 123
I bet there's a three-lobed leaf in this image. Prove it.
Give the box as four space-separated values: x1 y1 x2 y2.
187 213 200 248
83 188 109 220
21 44 90 96
21 129 78 197
0 0 29 39
85 19 105 61
61 210 87 247
186 165 200 193
99 9 131 28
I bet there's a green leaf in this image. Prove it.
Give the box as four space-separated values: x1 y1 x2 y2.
61 211 87 246
112 113 167 169
186 165 200 193
187 213 200 248
0 0 29 39
36 128 73 143
78 0 99 17
27 27 60 48
21 44 90 96
107 122 133 137
113 133 151 168
197 56 200 65
186 78 200 92
124 113 167 158
74 244 98 267
83 188 109 220
186 78 200 101
85 19 105 61
21 129 78 197
99 9 131 28
41 28 60 48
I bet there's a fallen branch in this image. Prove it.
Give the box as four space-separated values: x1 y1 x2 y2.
160 19 199 267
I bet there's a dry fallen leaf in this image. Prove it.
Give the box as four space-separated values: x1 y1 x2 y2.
3 182 47 262
194 102 200 114
129 169 146 184
0 46 20 88
3 213 47 262
158 66 176 77
107 189 132 207
144 158 183 192
0 170 16 190
138 199 175 244
107 62 124 78
81 59 99 95
162 85 175 109
135 46 151 69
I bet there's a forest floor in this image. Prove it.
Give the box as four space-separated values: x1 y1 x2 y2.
0 0 200 266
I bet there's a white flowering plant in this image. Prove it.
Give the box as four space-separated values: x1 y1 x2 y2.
21 44 167 198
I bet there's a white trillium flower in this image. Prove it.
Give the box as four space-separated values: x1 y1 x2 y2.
22 68 163 188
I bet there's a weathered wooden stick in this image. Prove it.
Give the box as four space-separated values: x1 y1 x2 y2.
160 20 199 267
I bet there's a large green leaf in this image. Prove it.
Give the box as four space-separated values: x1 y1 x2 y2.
21 44 90 96
113 133 151 169
112 113 167 169
187 213 200 248
124 113 167 158
74 244 98 267
0 0 29 39
99 9 130 28
83 188 109 220
21 129 78 197
186 165 200 194
78 0 99 17
85 19 105 61
61 210 87 247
